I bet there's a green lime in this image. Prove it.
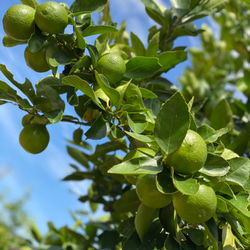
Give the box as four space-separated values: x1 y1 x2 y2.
19 123 50 154
3 4 35 41
24 46 50 72
35 1 68 34
96 52 126 84
165 130 207 175
136 174 172 209
173 184 217 224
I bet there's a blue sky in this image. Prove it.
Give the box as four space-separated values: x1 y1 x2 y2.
0 0 214 236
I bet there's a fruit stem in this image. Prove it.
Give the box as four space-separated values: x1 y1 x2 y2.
56 35 81 60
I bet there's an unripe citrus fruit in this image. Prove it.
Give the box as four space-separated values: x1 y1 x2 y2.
173 184 217 224
165 130 207 175
35 1 68 34
96 52 126 84
136 174 172 208
24 46 50 72
3 4 35 41
19 123 50 154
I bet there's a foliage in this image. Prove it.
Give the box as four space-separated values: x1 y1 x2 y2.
1 0 250 249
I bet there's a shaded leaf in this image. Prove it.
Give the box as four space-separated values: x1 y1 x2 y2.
85 115 110 140
67 146 90 168
135 203 157 241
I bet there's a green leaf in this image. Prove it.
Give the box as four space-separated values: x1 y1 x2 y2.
157 168 177 194
62 75 103 109
139 88 158 99
158 51 188 72
170 0 190 17
199 153 230 177
146 31 160 57
224 157 250 188
131 32 146 56
85 115 110 140
197 125 229 143
0 64 36 103
63 171 94 181
108 157 162 175
135 203 157 241
201 0 229 11
127 113 148 134
2 35 27 47
125 57 161 78
172 174 199 195
125 131 155 144
81 25 117 37
19 0 39 8
210 99 234 130
94 71 120 106
70 0 108 13
48 50 72 67
67 146 90 168
28 30 47 52
44 109 64 124
219 192 250 218
113 190 140 214
74 27 87 50
86 45 99 68
154 91 190 154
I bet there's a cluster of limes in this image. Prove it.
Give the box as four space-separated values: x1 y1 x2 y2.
135 130 217 224
2 1 69 72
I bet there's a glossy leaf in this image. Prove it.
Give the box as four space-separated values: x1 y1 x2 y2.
199 153 230 177
219 192 250 218
224 157 250 188
154 91 190 154
131 32 146 56
197 125 229 143
95 71 120 106
81 25 117 37
158 51 188 72
62 75 103 108
172 174 199 195
70 0 108 13
108 157 162 175
125 57 161 78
